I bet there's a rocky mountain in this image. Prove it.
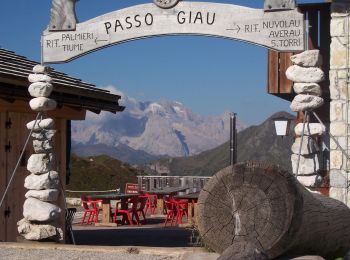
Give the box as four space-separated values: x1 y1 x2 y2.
144 111 296 176
72 88 244 159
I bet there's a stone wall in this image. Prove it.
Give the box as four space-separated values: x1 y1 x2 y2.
330 0 350 205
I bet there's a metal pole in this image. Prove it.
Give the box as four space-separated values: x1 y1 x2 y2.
230 113 237 165
295 111 309 177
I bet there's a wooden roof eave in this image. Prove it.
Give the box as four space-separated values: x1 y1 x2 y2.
0 82 125 114
0 72 122 103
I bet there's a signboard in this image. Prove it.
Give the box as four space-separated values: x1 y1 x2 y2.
125 183 139 194
42 2 305 64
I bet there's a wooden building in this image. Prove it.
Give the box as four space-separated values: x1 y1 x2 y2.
267 2 331 194
0 48 124 242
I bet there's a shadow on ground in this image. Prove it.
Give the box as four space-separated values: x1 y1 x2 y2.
73 227 196 247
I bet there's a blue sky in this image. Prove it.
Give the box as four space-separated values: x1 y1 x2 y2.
0 0 322 125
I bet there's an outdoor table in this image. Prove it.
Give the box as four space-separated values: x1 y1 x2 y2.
86 193 139 226
145 186 190 215
173 192 200 225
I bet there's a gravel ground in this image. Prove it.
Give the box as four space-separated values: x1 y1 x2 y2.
0 248 176 260
0 244 219 260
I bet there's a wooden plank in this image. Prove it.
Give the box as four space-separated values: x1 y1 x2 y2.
43 3 305 63
0 112 7 242
5 112 34 241
54 119 67 242
156 198 164 216
308 9 319 50
279 52 293 94
101 202 111 224
319 5 331 97
267 50 279 94
0 100 86 120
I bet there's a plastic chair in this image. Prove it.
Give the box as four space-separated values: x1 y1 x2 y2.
174 199 188 225
80 199 102 224
113 197 141 226
136 195 148 223
164 200 177 226
144 194 158 215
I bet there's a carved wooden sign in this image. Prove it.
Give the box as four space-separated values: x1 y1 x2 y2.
42 2 305 64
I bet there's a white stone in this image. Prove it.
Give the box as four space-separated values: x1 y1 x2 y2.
291 136 319 155
290 94 324 112
330 137 346 150
330 37 347 69
17 218 62 241
293 83 322 96
24 171 60 190
27 153 53 175
330 122 347 137
331 2 350 17
33 140 53 153
330 150 343 170
330 170 347 188
28 82 53 98
330 101 345 121
291 154 320 175
31 130 56 141
331 18 345 37
329 187 347 205
32 65 51 74
27 118 54 131
25 189 59 202
286 65 325 83
290 50 322 67
297 175 318 187
294 123 325 136
28 74 52 83
23 198 61 222
29 97 57 112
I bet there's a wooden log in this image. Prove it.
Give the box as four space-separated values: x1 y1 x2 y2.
196 161 350 259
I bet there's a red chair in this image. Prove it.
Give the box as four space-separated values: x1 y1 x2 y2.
144 194 158 215
136 195 148 223
113 197 141 226
174 199 188 225
164 200 177 226
80 199 102 224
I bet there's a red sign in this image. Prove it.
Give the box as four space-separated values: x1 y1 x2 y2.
125 183 139 194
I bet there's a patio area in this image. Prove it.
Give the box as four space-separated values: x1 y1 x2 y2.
71 207 200 248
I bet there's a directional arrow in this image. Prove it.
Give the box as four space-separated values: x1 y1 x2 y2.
95 38 108 44
226 24 241 33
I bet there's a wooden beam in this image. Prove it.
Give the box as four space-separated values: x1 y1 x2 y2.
0 100 86 120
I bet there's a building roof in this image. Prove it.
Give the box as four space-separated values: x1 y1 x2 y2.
0 48 124 114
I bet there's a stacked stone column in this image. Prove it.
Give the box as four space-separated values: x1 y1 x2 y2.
286 50 326 187
17 65 63 241
329 0 350 205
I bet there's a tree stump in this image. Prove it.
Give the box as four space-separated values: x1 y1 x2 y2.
196 161 350 259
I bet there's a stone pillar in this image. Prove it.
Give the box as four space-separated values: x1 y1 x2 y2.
17 65 63 241
287 50 325 187
329 0 350 205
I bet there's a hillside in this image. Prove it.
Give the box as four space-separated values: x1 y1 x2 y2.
67 154 141 194
72 143 162 165
146 111 295 176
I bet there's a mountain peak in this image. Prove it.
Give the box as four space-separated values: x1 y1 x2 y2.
72 88 245 158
